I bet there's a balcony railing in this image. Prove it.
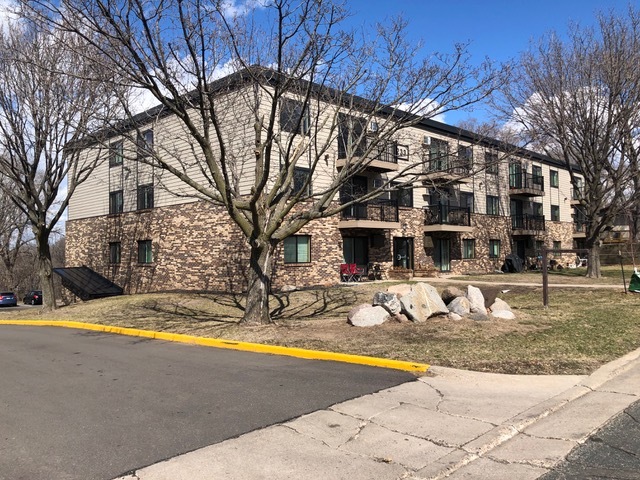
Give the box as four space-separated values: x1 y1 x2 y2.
424 157 472 176
511 214 545 232
338 137 408 165
341 198 399 222
509 172 544 193
424 205 471 227
574 221 586 233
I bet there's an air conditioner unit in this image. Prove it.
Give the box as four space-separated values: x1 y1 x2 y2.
423 135 431 146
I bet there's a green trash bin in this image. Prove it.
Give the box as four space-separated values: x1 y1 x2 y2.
630 270 640 293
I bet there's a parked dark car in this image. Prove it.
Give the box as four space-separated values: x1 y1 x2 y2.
23 290 43 305
0 292 18 307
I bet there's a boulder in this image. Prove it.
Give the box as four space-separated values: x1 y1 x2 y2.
447 296 471 316
448 312 463 321
399 283 448 323
492 310 516 320
392 313 411 323
347 305 391 327
480 287 499 309
387 284 412 298
490 298 512 313
441 286 465 304
468 311 490 321
372 291 402 315
466 285 486 314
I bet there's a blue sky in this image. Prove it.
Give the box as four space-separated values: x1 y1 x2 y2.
344 0 632 124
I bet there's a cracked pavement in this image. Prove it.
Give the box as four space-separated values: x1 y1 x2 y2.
116 348 640 480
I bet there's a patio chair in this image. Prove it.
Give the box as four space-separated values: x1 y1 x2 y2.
340 263 353 282
350 263 366 282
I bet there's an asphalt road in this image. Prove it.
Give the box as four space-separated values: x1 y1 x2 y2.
541 399 640 480
0 326 415 480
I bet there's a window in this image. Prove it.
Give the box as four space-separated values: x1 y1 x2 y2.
485 152 499 174
292 167 312 196
429 138 449 170
551 204 560 221
458 145 473 170
283 235 310 263
109 141 123 167
109 190 123 214
532 165 544 189
391 183 413 207
486 195 499 215
533 202 543 217
550 170 559 188
280 98 310 135
137 184 154 210
553 241 561 257
460 192 474 213
337 113 366 158
462 239 475 259
489 239 501 258
137 240 153 264
137 129 154 159
109 242 121 264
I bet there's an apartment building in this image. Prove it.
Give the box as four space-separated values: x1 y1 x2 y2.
65 69 582 293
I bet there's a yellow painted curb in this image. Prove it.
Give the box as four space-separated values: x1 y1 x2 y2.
0 320 429 373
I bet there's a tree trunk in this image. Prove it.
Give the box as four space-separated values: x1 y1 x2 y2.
586 242 602 278
242 240 275 325
35 230 56 310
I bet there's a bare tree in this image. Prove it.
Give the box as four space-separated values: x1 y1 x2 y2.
30 0 502 323
0 179 31 290
0 18 123 309
499 7 640 277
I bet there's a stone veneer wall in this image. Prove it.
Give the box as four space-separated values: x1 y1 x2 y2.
66 200 343 294
543 221 575 266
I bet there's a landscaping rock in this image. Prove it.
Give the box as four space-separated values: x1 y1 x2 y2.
468 311 490 321
387 284 412 298
347 305 391 327
448 312 463 321
466 285 486 314
372 291 402 315
441 286 465 304
447 296 471 316
392 313 411 323
399 283 448 323
492 310 516 320
480 287 499 309
490 298 512 312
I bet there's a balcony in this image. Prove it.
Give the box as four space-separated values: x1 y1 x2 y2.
511 214 545 235
571 187 583 205
509 172 545 197
423 205 473 233
339 198 400 229
422 158 472 184
573 221 586 238
336 138 407 172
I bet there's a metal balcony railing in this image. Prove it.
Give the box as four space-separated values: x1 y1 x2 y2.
574 221 586 233
424 205 471 227
341 198 399 222
338 137 408 165
424 157 472 176
511 214 546 231
509 172 545 193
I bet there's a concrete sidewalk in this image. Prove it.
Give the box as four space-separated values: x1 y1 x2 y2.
116 348 640 480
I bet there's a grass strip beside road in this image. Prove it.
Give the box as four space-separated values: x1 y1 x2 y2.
2 275 639 375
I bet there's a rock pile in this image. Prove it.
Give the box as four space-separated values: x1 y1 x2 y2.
347 282 515 327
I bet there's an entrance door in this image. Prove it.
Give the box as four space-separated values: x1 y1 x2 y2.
510 199 523 229
515 239 526 262
433 238 451 272
393 237 414 269
343 237 368 265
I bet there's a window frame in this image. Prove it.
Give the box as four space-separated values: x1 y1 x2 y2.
485 151 499 174
462 239 476 259
551 204 560 221
109 140 124 167
460 191 474 213
283 235 311 264
550 170 559 188
109 190 124 215
391 182 413 208
137 183 155 210
292 166 312 196
137 129 154 160
486 195 499 216
137 240 153 264
109 242 121 264
280 98 311 136
553 240 561 257
489 239 501 258
458 145 473 169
